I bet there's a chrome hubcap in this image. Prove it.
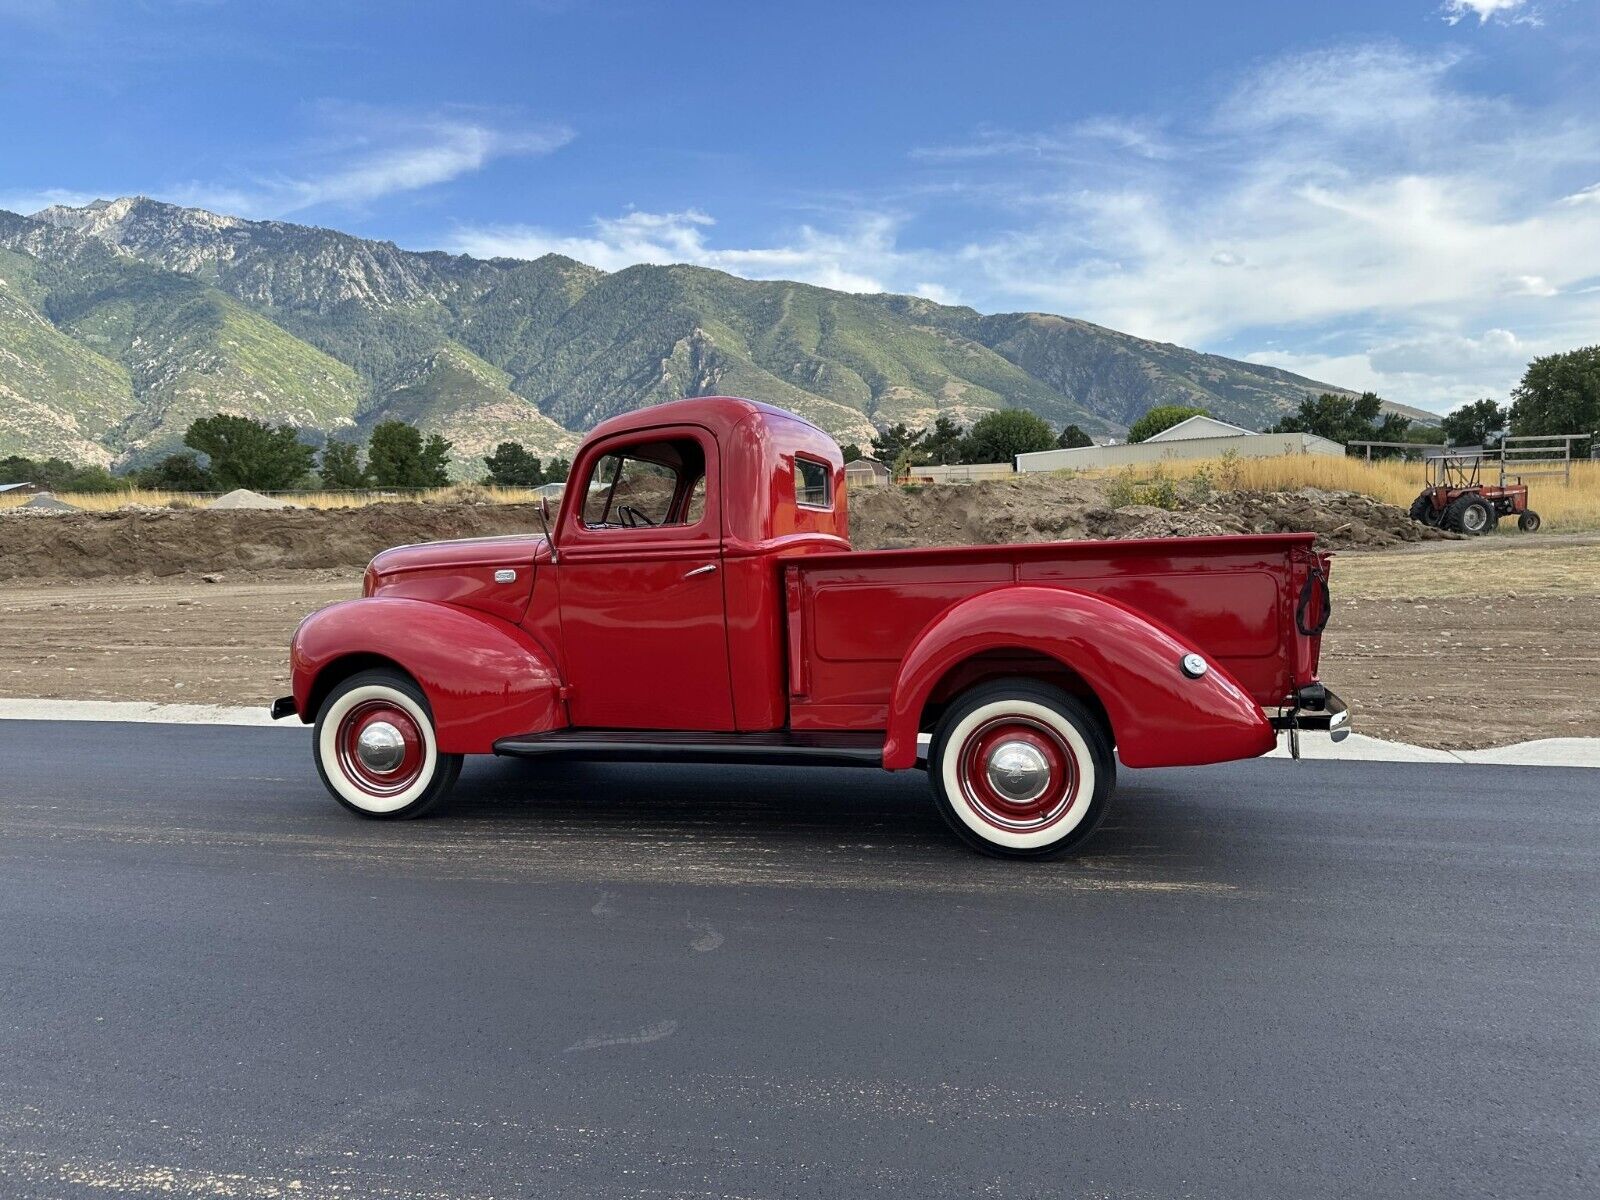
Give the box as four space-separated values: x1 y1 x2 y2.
984 740 1052 803
356 721 406 772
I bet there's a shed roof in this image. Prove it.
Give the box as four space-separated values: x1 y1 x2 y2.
1143 414 1257 442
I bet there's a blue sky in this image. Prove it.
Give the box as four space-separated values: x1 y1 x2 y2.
2 0 1597 413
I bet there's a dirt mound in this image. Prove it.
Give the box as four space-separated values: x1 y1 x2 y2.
849 478 1447 552
850 475 1113 549
0 503 545 583
1159 487 1451 549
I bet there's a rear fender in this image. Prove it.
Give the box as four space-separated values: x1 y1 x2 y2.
883 586 1275 770
291 598 564 754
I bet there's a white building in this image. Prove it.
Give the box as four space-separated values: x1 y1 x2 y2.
1016 414 1344 473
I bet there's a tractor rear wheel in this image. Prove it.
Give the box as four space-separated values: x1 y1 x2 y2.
1443 494 1493 535
1518 510 1542 533
1408 492 1443 527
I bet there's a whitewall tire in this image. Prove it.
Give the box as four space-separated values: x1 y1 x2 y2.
313 669 462 819
929 679 1114 859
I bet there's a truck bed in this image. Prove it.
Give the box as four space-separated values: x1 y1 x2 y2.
782 532 1326 731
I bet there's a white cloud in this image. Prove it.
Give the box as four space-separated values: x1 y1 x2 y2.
70 104 574 220
449 208 901 295
0 186 100 215
912 117 1171 164
1441 0 1536 25
1246 327 1573 413
913 281 959 305
253 108 571 216
1498 275 1559 297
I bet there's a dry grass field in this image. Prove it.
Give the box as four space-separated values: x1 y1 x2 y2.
0 483 547 512
1076 454 1600 530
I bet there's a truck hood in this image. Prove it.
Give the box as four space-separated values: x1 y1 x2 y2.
369 534 548 577
365 534 548 624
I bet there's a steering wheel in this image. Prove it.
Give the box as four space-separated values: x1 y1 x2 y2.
616 505 657 528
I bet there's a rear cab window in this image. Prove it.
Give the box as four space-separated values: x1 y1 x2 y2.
795 456 832 510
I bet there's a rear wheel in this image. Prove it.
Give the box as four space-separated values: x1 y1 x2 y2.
1407 492 1441 526
313 669 462 819
1519 510 1542 533
1443 494 1493 535
928 679 1114 860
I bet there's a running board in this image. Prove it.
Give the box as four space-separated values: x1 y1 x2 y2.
493 728 886 768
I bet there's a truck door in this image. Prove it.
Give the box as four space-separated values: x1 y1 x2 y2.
553 426 735 730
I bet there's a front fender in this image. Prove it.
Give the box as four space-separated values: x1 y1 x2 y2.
883 586 1275 770
291 597 564 754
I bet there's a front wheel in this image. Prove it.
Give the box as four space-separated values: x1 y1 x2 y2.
313 669 462 819
1518 510 1541 533
928 679 1115 859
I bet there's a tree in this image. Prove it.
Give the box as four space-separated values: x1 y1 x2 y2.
131 452 216 492
1127 405 1208 444
0 454 124 493
920 415 967 465
959 409 1057 464
544 457 571 483
367 421 453 488
1268 392 1410 450
482 442 545 487
1057 424 1093 449
1508 346 1600 456
184 414 315 491
838 442 863 462
870 422 925 469
1440 399 1507 449
319 440 369 489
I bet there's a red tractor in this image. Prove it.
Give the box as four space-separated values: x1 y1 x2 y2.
1409 453 1540 535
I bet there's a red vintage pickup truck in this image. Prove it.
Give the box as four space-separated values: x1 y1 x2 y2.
275 396 1347 858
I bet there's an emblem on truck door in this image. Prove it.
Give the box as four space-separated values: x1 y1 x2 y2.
494 569 517 584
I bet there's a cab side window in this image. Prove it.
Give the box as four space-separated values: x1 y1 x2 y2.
579 437 707 530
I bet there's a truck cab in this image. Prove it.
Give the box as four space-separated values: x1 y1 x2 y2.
280 396 1347 859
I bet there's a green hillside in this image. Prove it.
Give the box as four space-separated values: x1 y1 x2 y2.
0 248 132 463
0 210 363 466
361 341 578 476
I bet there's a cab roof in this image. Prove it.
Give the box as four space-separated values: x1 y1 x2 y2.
587 396 824 444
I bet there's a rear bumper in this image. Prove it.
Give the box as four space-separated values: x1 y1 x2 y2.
270 695 298 721
1269 684 1350 743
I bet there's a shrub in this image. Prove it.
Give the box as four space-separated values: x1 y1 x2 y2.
1106 465 1180 510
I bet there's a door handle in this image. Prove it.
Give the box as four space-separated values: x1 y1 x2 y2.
683 563 719 579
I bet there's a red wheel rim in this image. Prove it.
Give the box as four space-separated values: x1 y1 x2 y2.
335 700 425 797
956 717 1079 833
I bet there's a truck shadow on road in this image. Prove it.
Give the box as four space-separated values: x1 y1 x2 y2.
408 756 1242 890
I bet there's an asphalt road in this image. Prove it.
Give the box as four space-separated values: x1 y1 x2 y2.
0 721 1594 1199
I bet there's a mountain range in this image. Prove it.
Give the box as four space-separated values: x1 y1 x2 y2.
0 196 1421 476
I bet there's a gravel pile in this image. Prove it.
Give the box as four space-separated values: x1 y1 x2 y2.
209 489 291 510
